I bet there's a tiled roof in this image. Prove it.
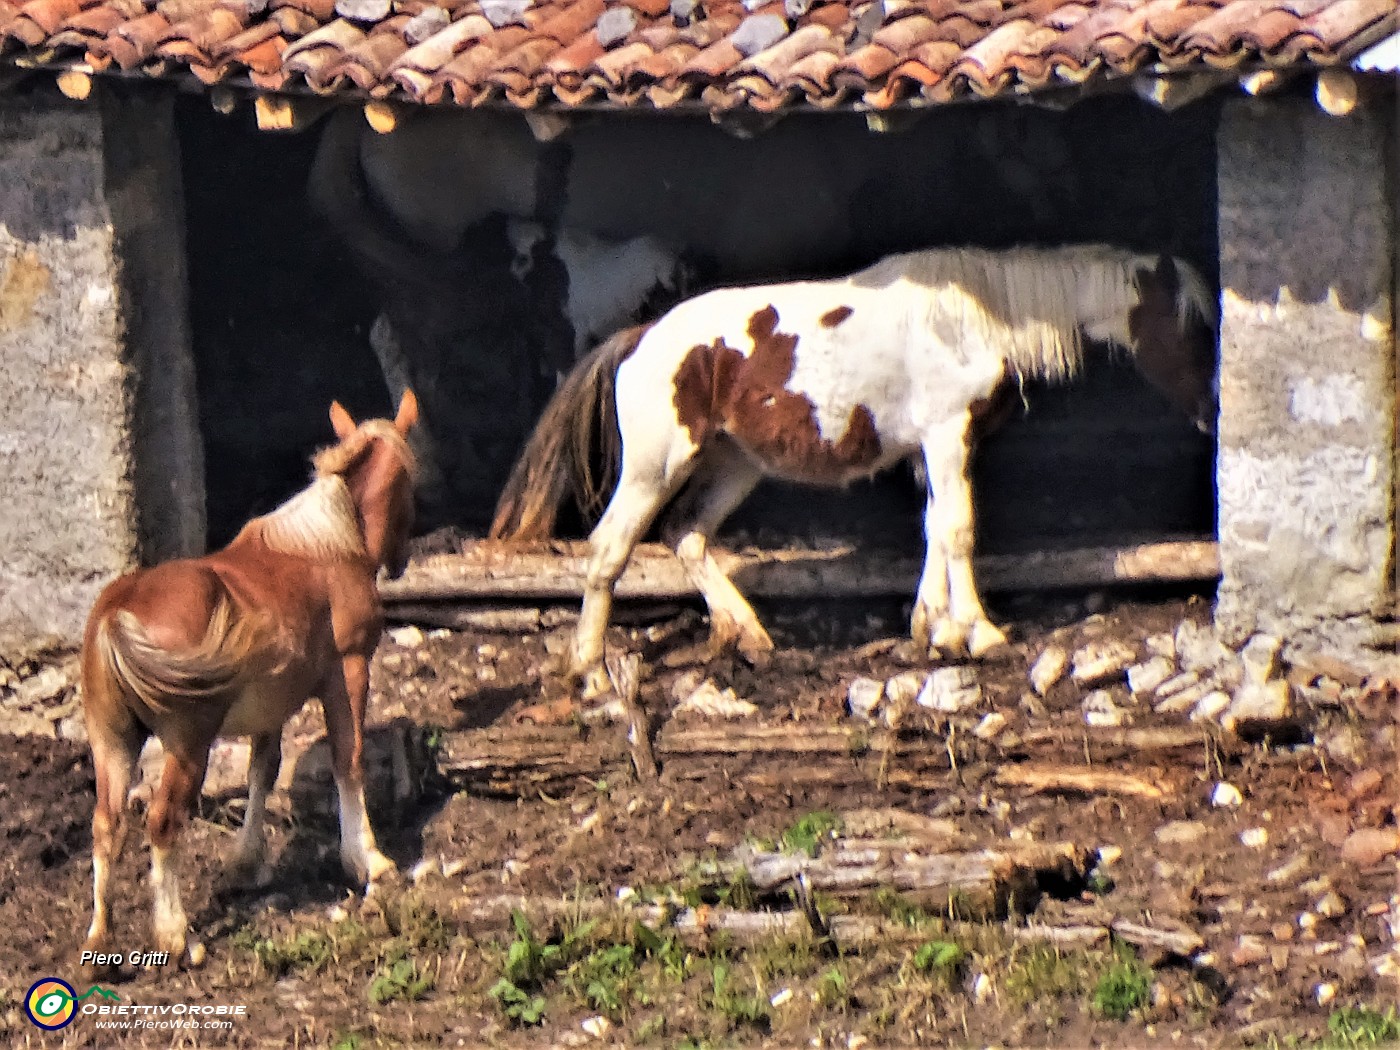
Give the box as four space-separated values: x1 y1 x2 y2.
0 0 1394 110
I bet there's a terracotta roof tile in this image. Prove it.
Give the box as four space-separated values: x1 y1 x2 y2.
0 0 1392 108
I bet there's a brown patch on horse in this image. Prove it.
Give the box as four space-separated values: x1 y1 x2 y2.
820 305 853 328
968 366 1018 444
671 305 882 481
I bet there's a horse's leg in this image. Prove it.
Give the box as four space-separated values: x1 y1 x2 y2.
229 731 280 886
910 465 951 656
322 653 395 888
919 418 1006 657
147 743 210 965
660 443 770 663
82 714 144 969
572 459 695 696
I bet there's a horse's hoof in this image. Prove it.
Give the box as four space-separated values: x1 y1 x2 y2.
929 619 969 657
967 621 1009 658
580 666 611 700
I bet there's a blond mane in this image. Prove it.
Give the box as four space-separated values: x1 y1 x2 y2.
853 244 1211 384
253 420 418 562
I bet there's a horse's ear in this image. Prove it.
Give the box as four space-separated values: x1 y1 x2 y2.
329 401 357 440
395 388 420 434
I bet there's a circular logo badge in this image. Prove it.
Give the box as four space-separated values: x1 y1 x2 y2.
25 978 77 1030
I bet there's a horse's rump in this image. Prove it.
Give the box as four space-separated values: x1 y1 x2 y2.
489 324 649 540
92 588 277 715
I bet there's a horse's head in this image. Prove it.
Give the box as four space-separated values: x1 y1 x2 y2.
327 391 420 578
1128 255 1219 435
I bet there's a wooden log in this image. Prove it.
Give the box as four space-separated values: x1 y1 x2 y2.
1110 919 1204 957
436 719 1233 796
742 841 1090 912
56 70 92 100
380 538 1220 605
608 652 657 783
993 763 1169 800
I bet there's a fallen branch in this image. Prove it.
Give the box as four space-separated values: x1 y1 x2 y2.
993 764 1169 800
608 652 657 783
381 538 1219 605
437 721 1222 797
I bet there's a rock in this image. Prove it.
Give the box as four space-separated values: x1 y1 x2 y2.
1152 669 1202 699
669 669 706 704
1240 827 1269 849
1340 828 1400 866
581 1015 611 1039
1028 646 1068 696
388 625 425 648
1156 820 1207 845
14 662 76 707
916 666 982 712
846 677 885 720
58 714 87 743
1314 891 1346 918
1082 689 1130 727
1320 724 1368 767
1191 691 1232 722
1231 935 1268 966
1097 845 1123 867
1069 640 1136 688
1212 782 1243 808
1318 812 1352 847
1127 657 1176 697
1344 768 1383 801
972 712 1007 740
1239 634 1283 686
1175 620 1236 675
1315 982 1337 1008
1154 678 1214 714
884 670 925 708
1223 680 1293 732
675 681 756 719
1145 632 1176 661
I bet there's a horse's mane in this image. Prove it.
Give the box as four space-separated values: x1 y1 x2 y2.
853 244 1213 384
253 421 418 561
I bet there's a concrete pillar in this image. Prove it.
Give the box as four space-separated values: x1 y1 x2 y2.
1214 97 1395 661
0 86 202 654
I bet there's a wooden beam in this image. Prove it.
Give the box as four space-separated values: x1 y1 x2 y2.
254 93 333 132
1315 68 1359 116
364 100 402 134
209 87 239 115
1240 69 1291 97
55 70 92 101
380 538 1220 606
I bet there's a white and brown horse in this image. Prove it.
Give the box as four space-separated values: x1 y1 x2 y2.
491 246 1217 694
80 393 418 970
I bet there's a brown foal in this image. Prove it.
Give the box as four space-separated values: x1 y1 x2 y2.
80 392 419 969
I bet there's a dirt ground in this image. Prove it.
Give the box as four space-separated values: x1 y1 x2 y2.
1 587 1397 1049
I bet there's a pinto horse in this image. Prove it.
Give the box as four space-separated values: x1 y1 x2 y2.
491 246 1217 694
80 393 419 969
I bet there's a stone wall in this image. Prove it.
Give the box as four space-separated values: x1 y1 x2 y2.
0 85 202 655
1214 96 1396 661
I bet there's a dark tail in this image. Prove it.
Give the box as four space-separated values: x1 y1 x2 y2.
308 110 471 294
91 593 275 714
489 325 650 540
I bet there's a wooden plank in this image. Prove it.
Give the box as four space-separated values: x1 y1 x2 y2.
381 538 1220 605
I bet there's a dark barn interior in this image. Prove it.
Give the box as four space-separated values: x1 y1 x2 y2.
179 93 1220 559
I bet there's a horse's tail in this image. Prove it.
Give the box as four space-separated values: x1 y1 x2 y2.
308 110 456 294
90 592 275 715
489 324 650 540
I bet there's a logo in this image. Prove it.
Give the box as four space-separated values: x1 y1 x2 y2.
23 978 119 1030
